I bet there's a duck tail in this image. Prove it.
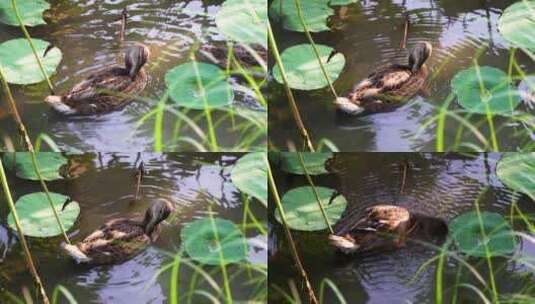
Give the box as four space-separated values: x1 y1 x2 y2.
45 95 77 115
334 97 365 115
61 243 92 263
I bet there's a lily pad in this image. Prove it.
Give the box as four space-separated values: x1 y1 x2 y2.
215 0 267 48
275 186 347 231
451 66 521 115
449 211 516 257
0 38 62 85
181 217 247 265
498 1 535 51
165 62 234 109
329 0 357 5
272 44 345 90
269 0 333 33
0 0 50 27
3 152 68 181
7 192 80 238
496 153 535 200
231 152 267 206
280 152 332 175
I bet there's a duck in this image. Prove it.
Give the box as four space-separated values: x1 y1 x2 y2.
334 42 432 115
328 204 448 254
61 198 174 265
45 44 150 115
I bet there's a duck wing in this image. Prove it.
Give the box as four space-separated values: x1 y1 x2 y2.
66 67 131 102
368 64 412 92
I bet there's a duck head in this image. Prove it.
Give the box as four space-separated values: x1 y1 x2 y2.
125 44 151 79
408 42 432 73
142 198 174 237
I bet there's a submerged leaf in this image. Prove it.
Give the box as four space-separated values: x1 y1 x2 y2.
272 44 345 90
181 217 247 265
269 0 333 32
7 192 80 238
451 66 521 115
275 186 347 231
496 153 535 200
279 152 333 175
231 152 267 206
165 62 234 109
0 38 62 85
215 0 267 48
0 0 50 26
449 211 516 257
498 1 535 51
3 152 68 181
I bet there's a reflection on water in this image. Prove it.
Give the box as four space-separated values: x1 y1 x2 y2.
0 153 267 303
268 0 535 151
268 153 535 303
0 0 265 151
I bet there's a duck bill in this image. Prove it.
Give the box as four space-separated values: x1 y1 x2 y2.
328 235 360 254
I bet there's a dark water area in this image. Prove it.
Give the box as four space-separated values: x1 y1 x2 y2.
0 0 266 152
268 0 535 151
268 153 535 303
0 153 267 303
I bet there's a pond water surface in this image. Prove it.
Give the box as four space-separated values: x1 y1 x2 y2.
268 0 535 151
268 153 535 303
0 153 267 303
0 0 266 152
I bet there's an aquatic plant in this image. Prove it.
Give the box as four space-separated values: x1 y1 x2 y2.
231 152 268 206
0 0 49 26
497 152 535 200
7 192 80 238
279 152 333 175
215 0 267 48
498 0 535 51
3 152 67 181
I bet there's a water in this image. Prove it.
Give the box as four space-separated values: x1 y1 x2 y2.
268 0 535 151
268 153 535 303
0 153 267 303
0 0 266 152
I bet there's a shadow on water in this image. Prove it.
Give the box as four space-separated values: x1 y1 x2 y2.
268 153 535 303
0 153 267 303
268 0 535 151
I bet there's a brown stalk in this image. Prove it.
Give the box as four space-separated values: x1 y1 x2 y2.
400 14 410 49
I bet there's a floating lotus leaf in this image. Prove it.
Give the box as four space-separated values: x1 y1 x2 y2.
518 76 535 106
498 1 535 50
329 0 357 5
0 0 50 26
280 152 332 175
215 0 267 48
275 186 347 231
451 66 521 115
497 153 535 200
449 211 516 257
0 38 62 85
181 217 247 265
3 152 68 181
269 0 333 33
7 192 80 238
165 62 234 109
272 44 345 90
231 152 267 206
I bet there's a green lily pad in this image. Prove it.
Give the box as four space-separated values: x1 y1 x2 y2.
165 62 234 109
272 44 345 90
181 217 247 265
498 1 535 51
0 38 62 85
450 211 516 257
0 0 50 27
215 0 267 48
275 186 347 231
7 192 80 238
496 153 535 200
231 152 267 206
3 152 68 181
329 0 357 5
451 66 521 115
280 152 332 175
270 0 333 32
